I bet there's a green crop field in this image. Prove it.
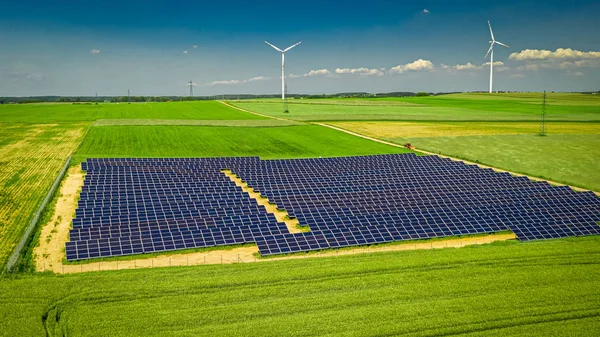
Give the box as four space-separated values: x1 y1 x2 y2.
0 101 264 122
1 95 599 336
1 237 599 336
74 125 409 162
232 93 600 122
0 123 88 269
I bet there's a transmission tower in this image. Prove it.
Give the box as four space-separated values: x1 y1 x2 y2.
539 91 547 136
188 80 194 97
127 89 131 104
283 84 289 113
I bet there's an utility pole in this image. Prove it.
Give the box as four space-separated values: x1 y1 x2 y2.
127 89 131 104
283 83 289 113
539 91 547 136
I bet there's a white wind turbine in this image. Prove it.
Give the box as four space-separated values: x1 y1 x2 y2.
265 41 302 101
484 21 509 93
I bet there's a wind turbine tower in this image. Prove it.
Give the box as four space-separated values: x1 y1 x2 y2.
265 41 301 103
484 21 509 93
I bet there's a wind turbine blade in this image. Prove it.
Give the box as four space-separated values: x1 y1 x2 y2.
488 20 495 41
484 43 494 59
283 41 302 52
495 41 509 48
265 41 283 52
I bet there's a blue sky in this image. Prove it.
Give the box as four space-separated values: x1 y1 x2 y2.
0 0 599 96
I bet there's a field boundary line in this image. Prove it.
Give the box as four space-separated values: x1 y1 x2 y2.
4 155 72 273
219 101 303 123
316 123 600 195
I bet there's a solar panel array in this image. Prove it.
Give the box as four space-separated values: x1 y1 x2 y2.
229 154 600 256
67 154 600 260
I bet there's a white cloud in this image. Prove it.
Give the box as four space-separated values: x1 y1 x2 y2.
335 67 384 76
26 73 45 81
183 50 188 54
208 79 243 85
389 59 434 73
509 74 525 78
248 76 269 82
90 49 101 54
454 62 481 70
288 73 301 79
208 75 271 86
569 71 585 76
423 9 430 13
509 48 600 61
445 61 507 72
304 69 331 77
193 45 198 49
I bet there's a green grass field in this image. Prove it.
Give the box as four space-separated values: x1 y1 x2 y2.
0 101 264 122
74 125 409 162
1 237 599 336
1 94 599 336
232 93 600 122
397 134 600 191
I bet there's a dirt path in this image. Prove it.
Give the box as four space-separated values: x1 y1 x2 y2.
315 123 600 195
34 166 84 273
219 101 301 123
223 170 304 233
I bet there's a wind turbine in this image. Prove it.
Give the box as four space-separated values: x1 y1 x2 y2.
484 21 509 93
265 41 301 103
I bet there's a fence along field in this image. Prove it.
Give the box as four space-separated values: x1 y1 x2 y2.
0 123 88 269
1 237 599 336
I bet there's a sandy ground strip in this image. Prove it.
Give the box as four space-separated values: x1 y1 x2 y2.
34 165 84 273
46 234 516 274
222 169 304 233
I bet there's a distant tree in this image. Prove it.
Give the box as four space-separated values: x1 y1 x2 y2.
416 92 430 97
